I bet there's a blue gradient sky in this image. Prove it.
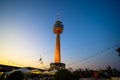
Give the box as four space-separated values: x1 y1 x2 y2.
0 0 120 70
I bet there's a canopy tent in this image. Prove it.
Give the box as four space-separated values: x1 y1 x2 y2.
42 70 51 75
50 69 58 75
8 68 30 74
17 68 30 73
30 69 42 74
42 69 58 75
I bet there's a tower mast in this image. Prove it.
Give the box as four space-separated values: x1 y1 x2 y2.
50 16 65 70
54 15 63 63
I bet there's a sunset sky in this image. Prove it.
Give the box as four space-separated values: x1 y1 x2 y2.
0 0 120 70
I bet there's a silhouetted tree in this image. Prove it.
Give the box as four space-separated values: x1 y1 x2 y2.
6 71 25 80
54 69 73 80
0 73 6 80
72 71 80 80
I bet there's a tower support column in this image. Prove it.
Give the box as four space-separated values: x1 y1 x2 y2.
55 34 61 63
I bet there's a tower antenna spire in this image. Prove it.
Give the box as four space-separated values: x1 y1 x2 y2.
57 13 61 20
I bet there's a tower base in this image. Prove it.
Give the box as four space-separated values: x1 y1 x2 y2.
50 63 65 70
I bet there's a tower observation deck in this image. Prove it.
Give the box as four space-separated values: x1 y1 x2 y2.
50 18 65 70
